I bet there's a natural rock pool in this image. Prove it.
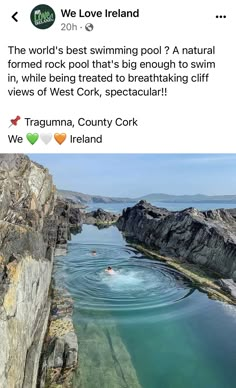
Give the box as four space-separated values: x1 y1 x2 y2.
54 225 236 388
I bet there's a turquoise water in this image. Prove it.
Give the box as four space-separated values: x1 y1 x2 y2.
54 223 236 388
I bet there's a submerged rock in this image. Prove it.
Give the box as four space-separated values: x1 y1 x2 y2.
76 321 141 388
117 201 236 284
38 288 78 388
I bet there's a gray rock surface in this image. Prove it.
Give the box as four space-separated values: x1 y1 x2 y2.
117 200 236 281
0 154 81 388
0 154 57 388
215 279 236 298
84 208 118 227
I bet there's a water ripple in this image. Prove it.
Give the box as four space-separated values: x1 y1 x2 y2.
54 243 198 323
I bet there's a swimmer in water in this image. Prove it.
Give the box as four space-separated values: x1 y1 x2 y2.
105 266 115 275
91 250 97 256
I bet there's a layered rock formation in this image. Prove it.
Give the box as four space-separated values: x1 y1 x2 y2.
0 154 81 388
53 199 82 255
117 200 236 280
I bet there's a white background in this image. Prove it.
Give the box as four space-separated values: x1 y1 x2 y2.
0 0 235 153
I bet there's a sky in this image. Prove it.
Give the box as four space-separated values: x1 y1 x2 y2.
28 154 236 197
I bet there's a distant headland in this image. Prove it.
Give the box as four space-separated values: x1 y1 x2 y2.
58 189 236 205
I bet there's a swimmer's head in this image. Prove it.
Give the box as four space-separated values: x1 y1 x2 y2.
107 266 112 270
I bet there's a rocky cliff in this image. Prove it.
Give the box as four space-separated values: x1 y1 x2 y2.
84 208 119 227
117 201 236 281
0 154 81 388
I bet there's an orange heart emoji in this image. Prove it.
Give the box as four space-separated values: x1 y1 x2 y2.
54 133 66 145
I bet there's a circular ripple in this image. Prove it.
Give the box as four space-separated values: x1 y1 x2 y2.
54 243 197 323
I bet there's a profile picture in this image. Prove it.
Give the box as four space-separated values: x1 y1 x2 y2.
30 4 56 29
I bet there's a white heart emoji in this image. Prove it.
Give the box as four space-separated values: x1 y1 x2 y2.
40 133 52 145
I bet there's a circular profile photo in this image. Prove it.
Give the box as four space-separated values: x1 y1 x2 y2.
30 4 56 29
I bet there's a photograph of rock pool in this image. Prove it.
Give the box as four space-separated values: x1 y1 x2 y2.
1 154 236 388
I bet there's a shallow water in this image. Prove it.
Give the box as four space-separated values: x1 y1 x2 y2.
54 225 236 388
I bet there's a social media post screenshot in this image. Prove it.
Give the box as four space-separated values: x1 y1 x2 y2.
1 0 235 152
1 153 236 388
1 1 236 388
